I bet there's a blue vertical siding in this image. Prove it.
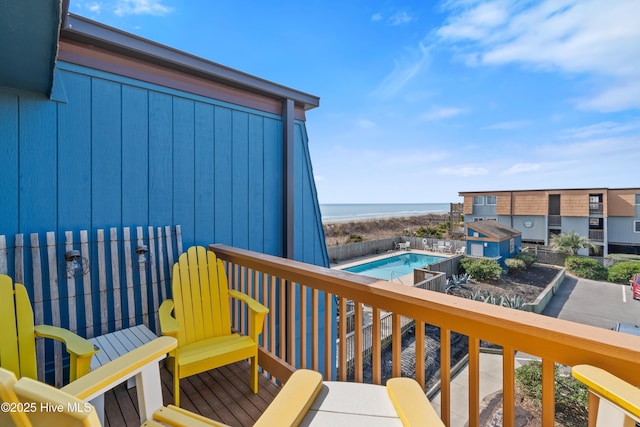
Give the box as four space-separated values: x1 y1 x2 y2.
263 118 283 256
148 92 173 226
58 73 92 231
231 111 249 249
172 98 195 246
121 86 149 226
194 103 215 242
248 115 265 253
213 106 232 245
91 79 122 228
0 92 19 254
19 97 58 233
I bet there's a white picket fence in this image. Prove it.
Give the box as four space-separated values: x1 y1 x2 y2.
0 225 183 386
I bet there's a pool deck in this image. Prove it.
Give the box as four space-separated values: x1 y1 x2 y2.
331 249 452 286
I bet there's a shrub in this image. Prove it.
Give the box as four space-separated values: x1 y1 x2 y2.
459 258 502 281
514 252 537 267
608 261 640 284
346 234 363 243
415 225 444 239
505 258 526 274
565 256 608 280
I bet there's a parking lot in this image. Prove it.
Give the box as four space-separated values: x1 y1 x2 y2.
542 275 640 330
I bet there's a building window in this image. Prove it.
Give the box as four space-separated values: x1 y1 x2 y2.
485 217 498 221
636 194 640 205
635 221 640 233
486 196 497 205
473 217 484 222
473 196 484 205
510 238 515 253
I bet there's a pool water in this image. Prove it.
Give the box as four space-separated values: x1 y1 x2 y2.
343 253 445 281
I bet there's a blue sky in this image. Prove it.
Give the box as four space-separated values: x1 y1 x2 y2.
70 0 640 204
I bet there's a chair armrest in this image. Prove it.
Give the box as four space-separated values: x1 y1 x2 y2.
228 289 269 342
572 364 640 420
254 369 322 427
34 324 99 381
387 377 444 427
228 289 269 315
61 336 177 402
159 299 178 338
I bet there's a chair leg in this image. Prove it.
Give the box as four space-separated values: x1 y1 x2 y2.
174 360 181 407
250 356 258 394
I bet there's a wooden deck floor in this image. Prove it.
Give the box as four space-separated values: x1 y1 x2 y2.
103 360 280 427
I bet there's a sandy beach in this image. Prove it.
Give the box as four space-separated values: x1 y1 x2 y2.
322 213 450 246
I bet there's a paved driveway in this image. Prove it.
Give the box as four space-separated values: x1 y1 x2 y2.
542 275 640 329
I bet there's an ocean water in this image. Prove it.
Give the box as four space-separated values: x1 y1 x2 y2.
320 203 449 223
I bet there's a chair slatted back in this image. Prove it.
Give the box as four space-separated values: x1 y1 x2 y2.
0 276 37 380
172 246 232 346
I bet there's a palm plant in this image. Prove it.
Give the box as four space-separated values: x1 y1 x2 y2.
550 231 600 255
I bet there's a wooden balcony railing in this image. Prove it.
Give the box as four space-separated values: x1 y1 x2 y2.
589 229 604 242
209 244 640 427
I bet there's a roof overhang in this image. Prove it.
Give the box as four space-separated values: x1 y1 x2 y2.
60 14 320 111
0 0 63 95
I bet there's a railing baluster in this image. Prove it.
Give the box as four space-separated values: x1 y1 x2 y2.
468 337 480 427
279 276 286 361
260 271 266 348
324 291 333 380
311 288 319 371
300 284 308 368
392 313 401 377
240 266 247 335
503 346 515 427
354 301 363 382
542 359 555 426
440 328 451 426
269 275 276 359
288 281 296 366
339 297 347 381
415 320 425 389
372 307 381 385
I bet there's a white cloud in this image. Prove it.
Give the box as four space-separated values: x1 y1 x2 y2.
438 166 488 176
371 12 383 22
435 0 640 112
502 163 541 175
421 106 467 121
483 120 532 130
372 43 430 98
356 119 376 129
560 121 640 140
389 11 414 26
114 0 173 16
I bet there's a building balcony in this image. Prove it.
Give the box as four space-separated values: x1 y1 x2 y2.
105 244 640 426
589 202 604 215
548 215 561 227
589 229 605 242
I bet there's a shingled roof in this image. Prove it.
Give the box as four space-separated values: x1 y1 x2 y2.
467 220 520 240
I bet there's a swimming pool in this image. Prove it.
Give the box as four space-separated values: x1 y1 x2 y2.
343 253 446 281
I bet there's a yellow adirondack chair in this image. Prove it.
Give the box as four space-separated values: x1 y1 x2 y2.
159 246 269 406
572 364 640 427
0 274 98 384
